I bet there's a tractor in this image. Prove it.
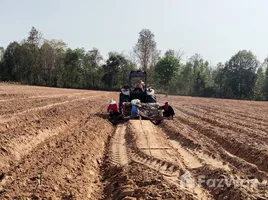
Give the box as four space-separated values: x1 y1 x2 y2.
118 70 164 125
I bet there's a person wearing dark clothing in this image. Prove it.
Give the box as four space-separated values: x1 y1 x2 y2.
146 87 156 103
119 85 130 113
161 102 175 119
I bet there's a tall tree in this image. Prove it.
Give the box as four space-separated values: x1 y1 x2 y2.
263 60 268 100
224 50 258 99
0 47 4 62
154 56 180 94
2 42 21 81
40 42 55 85
186 54 212 96
83 48 103 88
133 29 157 71
45 39 67 87
176 62 193 95
27 27 43 46
18 42 41 84
253 67 265 100
102 52 127 88
63 48 84 88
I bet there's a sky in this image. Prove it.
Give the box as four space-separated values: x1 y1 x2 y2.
1 0 268 65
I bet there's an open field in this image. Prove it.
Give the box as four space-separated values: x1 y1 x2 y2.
0 84 267 200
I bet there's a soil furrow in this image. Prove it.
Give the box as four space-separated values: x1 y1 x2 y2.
1 85 268 199
1 116 113 199
177 106 268 147
173 109 268 174
186 105 268 136
193 104 268 130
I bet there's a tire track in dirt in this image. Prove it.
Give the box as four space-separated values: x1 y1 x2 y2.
104 120 213 200
109 124 129 166
105 120 267 199
163 118 268 180
160 121 268 199
161 120 233 171
102 122 199 199
158 99 268 181
129 120 216 199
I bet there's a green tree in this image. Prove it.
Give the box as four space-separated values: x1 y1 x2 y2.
82 48 102 88
154 56 180 94
263 60 268 100
102 52 129 88
0 47 4 62
0 47 4 80
176 62 193 95
63 48 84 88
40 42 55 85
18 42 41 84
214 62 227 97
253 67 265 100
187 54 212 96
224 50 258 99
45 39 67 87
2 42 21 81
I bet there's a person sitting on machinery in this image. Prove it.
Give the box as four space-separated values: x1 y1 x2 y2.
146 87 156 103
134 79 144 91
161 102 175 119
131 99 141 119
119 85 130 113
131 104 140 119
107 99 120 121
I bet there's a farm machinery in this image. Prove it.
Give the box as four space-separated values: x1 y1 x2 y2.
110 70 166 125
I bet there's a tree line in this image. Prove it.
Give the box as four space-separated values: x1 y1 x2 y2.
0 27 268 100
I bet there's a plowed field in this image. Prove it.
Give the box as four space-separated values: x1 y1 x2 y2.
0 84 267 200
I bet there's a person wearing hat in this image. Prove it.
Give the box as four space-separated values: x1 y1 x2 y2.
161 102 175 119
107 99 120 121
146 87 156 103
131 104 140 119
119 85 130 113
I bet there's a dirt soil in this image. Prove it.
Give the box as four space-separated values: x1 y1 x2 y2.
0 84 268 200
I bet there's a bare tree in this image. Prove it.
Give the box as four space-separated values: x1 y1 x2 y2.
165 49 185 60
133 29 157 71
125 50 137 65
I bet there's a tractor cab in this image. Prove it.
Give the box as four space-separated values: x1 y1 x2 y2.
129 70 147 103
